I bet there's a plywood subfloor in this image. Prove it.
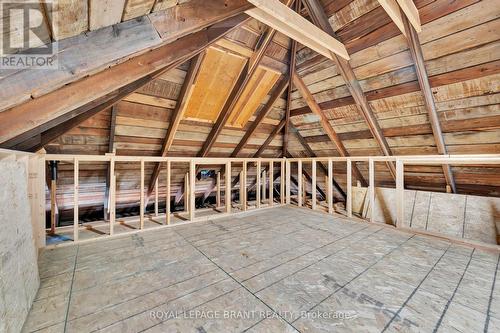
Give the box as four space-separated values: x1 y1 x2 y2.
24 207 500 332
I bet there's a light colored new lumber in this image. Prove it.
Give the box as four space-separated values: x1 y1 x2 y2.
311 160 317 210
189 160 196 221
377 0 407 36
73 159 79 242
269 162 274 206
246 0 349 60
396 0 421 32
110 158 115 235
216 172 221 207
166 160 171 225
262 169 266 201
327 159 333 214
280 160 285 204
225 162 231 213
396 160 405 227
140 159 144 229
347 160 352 218
369 158 375 222
297 160 303 207
286 160 291 204
154 177 159 217
256 161 261 208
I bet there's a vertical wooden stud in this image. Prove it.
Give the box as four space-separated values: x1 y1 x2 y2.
189 160 196 221
256 160 261 208
269 161 274 206
184 172 189 213
226 161 231 213
297 160 302 207
312 160 317 210
73 159 79 242
396 160 405 228
109 158 115 235
347 159 352 218
285 160 291 204
262 169 266 201
140 159 144 229
369 158 375 222
280 160 285 204
328 159 333 214
242 161 247 211
50 178 56 235
216 171 221 208
166 160 171 225
154 177 159 217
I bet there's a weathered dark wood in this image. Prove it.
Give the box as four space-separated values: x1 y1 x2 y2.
402 11 456 193
147 54 205 196
254 118 286 157
104 105 118 221
302 0 396 179
231 76 289 157
0 13 251 148
282 0 299 156
292 127 348 198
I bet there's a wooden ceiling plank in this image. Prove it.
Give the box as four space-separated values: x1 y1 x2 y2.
246 0 350 60
302 0 396 180
396 0 422 32
147 53 205 196
293 72 367 186
377 0 407 36
231 76 289 157
402 12 457 193
291 126 346 199
0 13 250 148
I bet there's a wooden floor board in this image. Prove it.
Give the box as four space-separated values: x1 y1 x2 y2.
23 207 500 332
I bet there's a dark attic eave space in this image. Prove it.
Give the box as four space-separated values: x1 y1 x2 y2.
0 0 497 224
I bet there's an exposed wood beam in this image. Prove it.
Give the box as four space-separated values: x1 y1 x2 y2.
302 0 396 180
291 127 347 199
231 76 289 157
198 0 295 158
397 0 421 32
377 0 407 36
147 54 205 196
292 73 367 186
0 13 251 148
0 0 253 115
283 0 299 157
246 0 349 60
402 12 456 193
254 118 286 157
104 106 118 221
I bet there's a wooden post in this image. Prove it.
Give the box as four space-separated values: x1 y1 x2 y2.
346 159 352 218
216 171 221 208
327 159 333 214
369 158 375 222
184 172 189 213
140 159 144 229
262 169 266 201
154 177 159 217
297 160 302 207
50 178 56 234
396 160 405 228
166 160 171 225
269 161 274 206
302 174 307 205
73 159 79 242
109 158 115 235
189 160 196 221
312 160 317 210
226 161 231 213
256 160 261 208
242 161 247 211
280 160 285 204
285 160 291 204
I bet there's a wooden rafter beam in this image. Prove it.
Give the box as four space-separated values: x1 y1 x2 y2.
402 11 456 193
292 72 367 186
246 0 349 60
302 0 396 180
283 0 299 157
0 12 251 148
231 76 289 157
146 54 205 196
198 0 295 158
377 0 421 35
104 106 118 220
254 118 286 157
